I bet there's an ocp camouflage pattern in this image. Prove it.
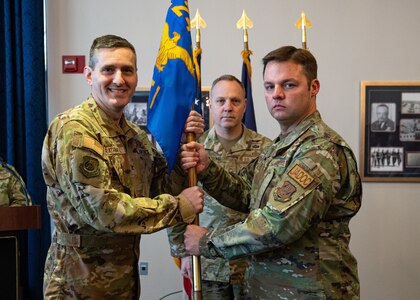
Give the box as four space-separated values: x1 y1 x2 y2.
0 163 31 206
42 96 189 299
168 126 270 289
198 111 362 299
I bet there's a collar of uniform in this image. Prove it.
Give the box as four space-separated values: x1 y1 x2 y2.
85 96 137 139
200 124 252 152
273 110 322 147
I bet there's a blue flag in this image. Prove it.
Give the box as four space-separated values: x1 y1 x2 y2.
193 48 203 115
148 0 196 171
241 49 257 131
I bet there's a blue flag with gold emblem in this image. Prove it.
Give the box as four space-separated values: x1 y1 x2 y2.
148 0 196 171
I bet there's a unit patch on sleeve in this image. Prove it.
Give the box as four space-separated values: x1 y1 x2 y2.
287 164 314 188
79 156 100 178
274 181 297 201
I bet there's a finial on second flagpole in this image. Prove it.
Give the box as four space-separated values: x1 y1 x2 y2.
191 9 207 46
236 9 253 49
295 11 312 49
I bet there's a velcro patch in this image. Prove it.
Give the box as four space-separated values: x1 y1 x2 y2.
274 157 286 168
274 181 296 201
251 142 261 149
79 156 100 178
288 164 314 188
82 135 104 156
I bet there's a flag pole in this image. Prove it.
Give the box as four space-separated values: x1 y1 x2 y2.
189 9 206 300
237 10 257 131
236 9 253 52
185 131 201 300
295 11 312 50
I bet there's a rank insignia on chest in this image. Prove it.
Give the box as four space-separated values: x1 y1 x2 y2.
79 156 100 178
274 157 286 168
274 181 296 201
288 164 314 188
250 142 261 149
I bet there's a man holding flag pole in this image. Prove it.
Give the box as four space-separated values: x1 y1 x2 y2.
180 16 362 298
42 32 205 299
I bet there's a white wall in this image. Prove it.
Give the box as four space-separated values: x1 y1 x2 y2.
46 1 420 299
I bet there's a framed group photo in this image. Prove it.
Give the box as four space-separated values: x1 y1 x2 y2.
360 81 420 182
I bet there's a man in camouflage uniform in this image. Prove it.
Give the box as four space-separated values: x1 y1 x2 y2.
181 46 362 299
42 34 204 299
0 159 31 206
168 75 271 299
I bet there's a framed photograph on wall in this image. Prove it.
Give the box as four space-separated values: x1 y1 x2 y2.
360 81 420 182
124 86 211 136
124 87 149 132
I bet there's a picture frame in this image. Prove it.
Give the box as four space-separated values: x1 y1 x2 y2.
124 87 150 131
124 86 210 136
360 81 420 182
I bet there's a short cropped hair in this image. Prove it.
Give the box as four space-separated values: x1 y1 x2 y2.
88 34 137 69
377 104 389 112
262 46 317 89
210 74 245 98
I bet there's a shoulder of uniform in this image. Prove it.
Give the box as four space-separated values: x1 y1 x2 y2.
244 127 269 140
198 129 211 143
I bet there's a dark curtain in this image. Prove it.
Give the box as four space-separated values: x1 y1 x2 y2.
0 1 50 299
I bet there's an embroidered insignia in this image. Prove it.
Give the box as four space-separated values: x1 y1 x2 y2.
288 164 314 188
274 181 296 201
274 157 286 167
251 142 261 149
79 156 100 178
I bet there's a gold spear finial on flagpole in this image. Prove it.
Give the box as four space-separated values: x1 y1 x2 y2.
191 9 206 49
191 8 206 88
295 11 312 49
236 9 253 51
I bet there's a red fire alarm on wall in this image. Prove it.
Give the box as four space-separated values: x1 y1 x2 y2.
62 55 85 73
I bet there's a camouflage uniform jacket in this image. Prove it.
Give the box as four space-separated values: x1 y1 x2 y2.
0 163 31 206
198 111 362 299
42 96 193 299
167 126 271 283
